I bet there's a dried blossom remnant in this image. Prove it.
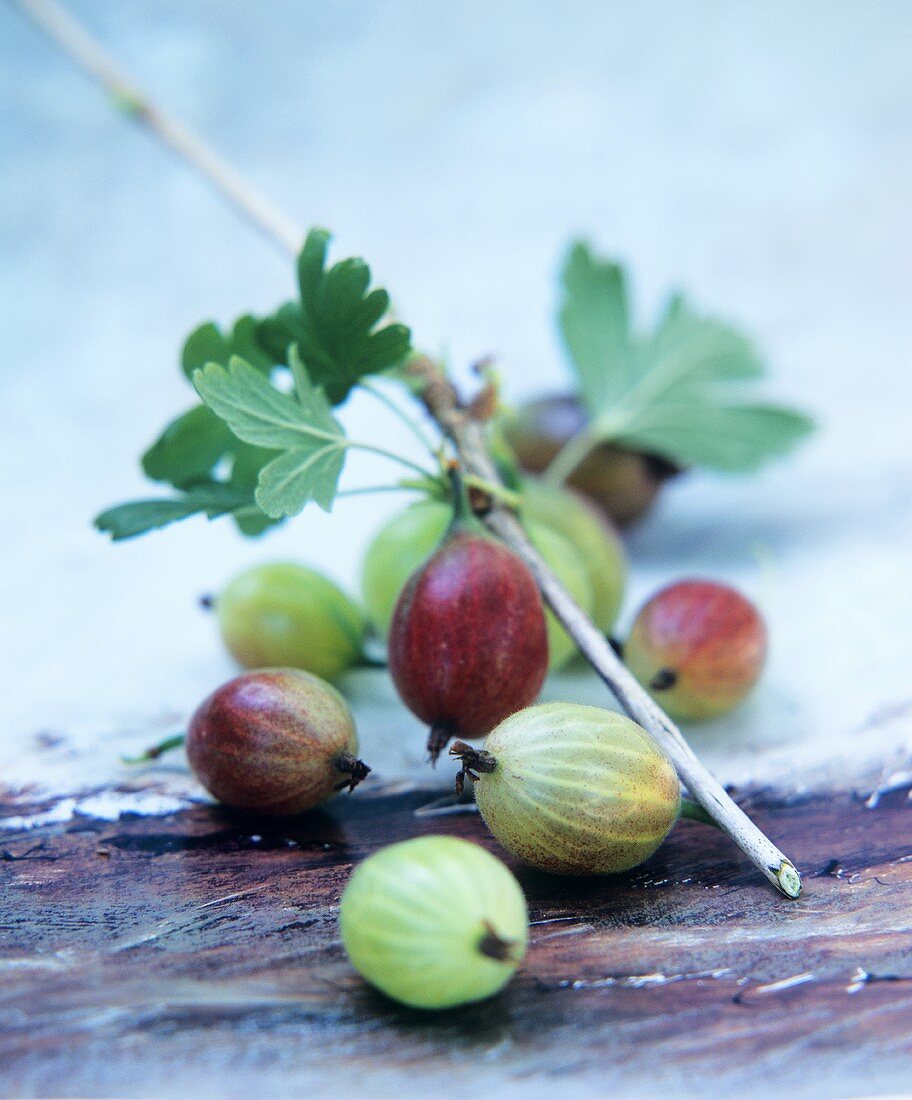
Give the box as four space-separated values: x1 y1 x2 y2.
333 751 371 792
477 920 520 963
450 740 498 794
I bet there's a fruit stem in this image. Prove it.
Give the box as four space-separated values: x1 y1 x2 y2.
121 733 186 765
444 464 488 539
333 751 371 792
462 475 523 510
427 723 458 764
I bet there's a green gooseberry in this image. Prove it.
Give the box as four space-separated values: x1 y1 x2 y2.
339 835 528 1010
520 477 627 632
527 524 593 669
361 501 448 637
215 563 367 682
451 702 681 875
360 500 593 669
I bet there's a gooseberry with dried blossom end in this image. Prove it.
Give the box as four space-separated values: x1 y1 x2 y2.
339 835 528 1010
360 498 594 668
451 702 681 875
186 669 369 815
387 495 549 758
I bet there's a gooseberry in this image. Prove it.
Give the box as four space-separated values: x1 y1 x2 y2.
186 668 369 814
214 562 367 682
361 500 449 636
451 701 681 874
624 579 767 721
528 523 593 668
339 835 528 1009
520 477 626 631
387 490 549 759
361 498 594 669
502 394 680 526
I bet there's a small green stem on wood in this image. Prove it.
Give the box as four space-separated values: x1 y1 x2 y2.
679 797 718 827
122 733 186 765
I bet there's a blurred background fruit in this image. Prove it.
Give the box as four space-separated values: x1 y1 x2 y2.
215 563 367 681
502 394 681 526
624 579 767 721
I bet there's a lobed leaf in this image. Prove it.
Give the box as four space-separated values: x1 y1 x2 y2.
558 241 814 472
192 348 347 518
94 484 257 541
181 315 274 379
141 404 235 488
257 228 412 404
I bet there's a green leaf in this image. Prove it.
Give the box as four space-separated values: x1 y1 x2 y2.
254 444 345 516
224 442 281 535
94 484 256 541
192 348 347 518
257 228 412 404
96 230 415 544
141 405 235 488
140 404 281 535
557 241 814 473
181 315 274 379
136 315 283 534
615 403 815 472
560 242 633 415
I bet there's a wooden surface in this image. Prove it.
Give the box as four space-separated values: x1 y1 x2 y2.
2 781 911 1099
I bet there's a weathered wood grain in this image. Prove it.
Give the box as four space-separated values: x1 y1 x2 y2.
1 784 910 1098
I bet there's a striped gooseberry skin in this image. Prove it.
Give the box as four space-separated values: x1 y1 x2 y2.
625 579 767 722
186 669 365 815
339 836 528 1010
388 530 549 749
468 702 681 875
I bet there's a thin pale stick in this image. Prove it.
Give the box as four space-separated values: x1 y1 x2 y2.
12 0 302 256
